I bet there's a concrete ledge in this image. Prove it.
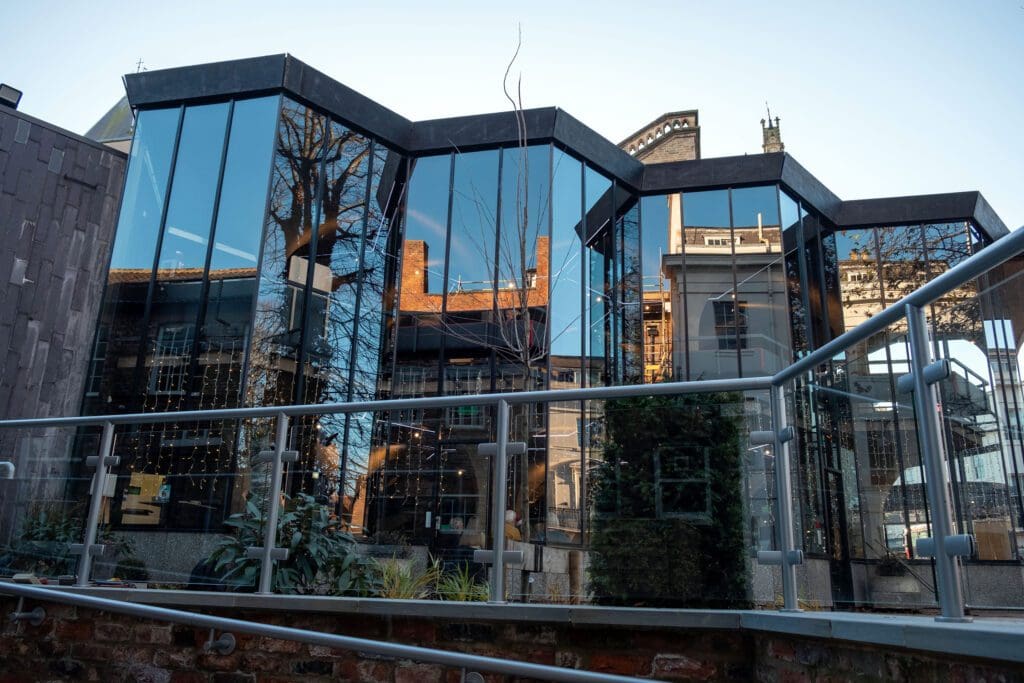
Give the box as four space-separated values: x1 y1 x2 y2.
19 585 1024 664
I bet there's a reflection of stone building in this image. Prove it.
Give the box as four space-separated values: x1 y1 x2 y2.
14 55 1017 603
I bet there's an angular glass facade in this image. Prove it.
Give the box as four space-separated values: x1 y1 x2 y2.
55 57 1020 609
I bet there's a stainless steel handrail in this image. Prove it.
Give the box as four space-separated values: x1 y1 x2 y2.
0 375 772 429
0 583 646 683
773 225 1024 386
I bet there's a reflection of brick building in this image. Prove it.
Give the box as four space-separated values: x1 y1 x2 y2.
398 237 549 312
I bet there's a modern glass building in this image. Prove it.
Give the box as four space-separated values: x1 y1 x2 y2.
70 54 1020 606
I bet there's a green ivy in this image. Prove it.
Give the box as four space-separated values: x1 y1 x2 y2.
587 392 752 608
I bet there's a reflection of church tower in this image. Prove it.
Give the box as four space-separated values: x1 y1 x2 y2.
761 113 784 153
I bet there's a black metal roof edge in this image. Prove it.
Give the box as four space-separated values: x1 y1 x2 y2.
839 191 1008 241
281 57 413 147
973 193 1011 240
122 54 643 189
552 110 644 190
1 105 128 158
640 152 787 196
780 154 842 222
124 54 289 108
121 55 1013 237
408 108 558 156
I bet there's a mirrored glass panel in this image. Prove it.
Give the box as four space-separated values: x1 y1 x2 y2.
197 96 279 410
732 186 787 376
145 103 230 414
246 99 326 407
640 194 676 382
87 107 181 415
585 166 612 388
682 189 738 379
299 120 373 407
549 150 583 386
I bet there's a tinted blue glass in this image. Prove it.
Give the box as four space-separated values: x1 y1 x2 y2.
731 185 780 229
196 96 279 409
448 150 498 291
247 98 326 406
585 166 612 387
499 146 549 288
683 190 730 228
681 188 738 380
85 107 181 416
618 202 642 384
209 97 279 272
640 194 672 289
157 103 230 272
352 143 397 401
550 150 583 370
405 154 451 295
109 107 181 270
833 228 879 331
876 224 923 304
301 120 373 406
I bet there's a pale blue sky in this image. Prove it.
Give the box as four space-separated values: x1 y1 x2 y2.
4 1 1022 229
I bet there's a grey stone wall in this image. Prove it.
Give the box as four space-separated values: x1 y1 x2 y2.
0 107 126 420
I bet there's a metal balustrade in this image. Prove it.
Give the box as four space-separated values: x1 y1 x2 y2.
1 225 1023 627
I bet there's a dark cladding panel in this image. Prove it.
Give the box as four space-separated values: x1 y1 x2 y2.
282 57 412 147
641 153 786 195
410 109 558 156
125 55 288 108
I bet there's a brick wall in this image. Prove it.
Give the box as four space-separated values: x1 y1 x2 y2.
2 599 1023 682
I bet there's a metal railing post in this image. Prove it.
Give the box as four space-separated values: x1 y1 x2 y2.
489 400 510 603
75 421 116 587
257 412 290 595
905 304 970 622
769 385 802 612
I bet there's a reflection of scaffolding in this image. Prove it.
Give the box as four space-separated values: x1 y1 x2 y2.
642 275 672 382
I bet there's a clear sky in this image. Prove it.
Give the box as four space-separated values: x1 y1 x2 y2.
4 1 1022 229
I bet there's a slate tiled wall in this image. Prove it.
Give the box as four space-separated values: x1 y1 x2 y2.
0 107 126 419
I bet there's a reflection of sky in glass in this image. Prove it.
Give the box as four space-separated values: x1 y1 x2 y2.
640 194 670 285
210 96 279 271
449 149 498 289
109 107 180 270
158 103 230 270
834 228 875 260
405 154 451 293
550 150 583 358
780 190 800 233
731 185 779 227
683 189 729 227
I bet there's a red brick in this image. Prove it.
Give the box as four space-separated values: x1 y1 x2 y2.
55 619 94 641
555 651 581 669
196 651 243 672
135 624 173 645
652 654 716 681
392 619 437 644
256 636 302 654
589 652 650 677
395 661 443 683
768 638 798 663
153 648 198 670
309 644 346 659
170 673 207 683
94 621 132 642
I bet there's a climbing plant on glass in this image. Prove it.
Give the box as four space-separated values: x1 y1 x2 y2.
587 392 751 608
